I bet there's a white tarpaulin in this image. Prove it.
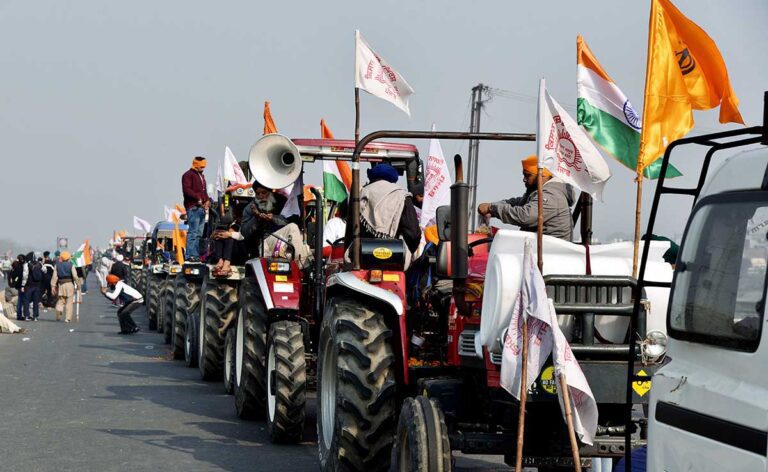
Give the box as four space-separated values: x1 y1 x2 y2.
537 78 611 200
355 30 415 116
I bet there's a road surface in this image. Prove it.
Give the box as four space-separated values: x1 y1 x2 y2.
0 276 512 471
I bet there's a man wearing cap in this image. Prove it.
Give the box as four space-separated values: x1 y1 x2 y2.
477 155 575 241
109 254 129 281
100 274 141 334
51 251 82 322
182 156 210 262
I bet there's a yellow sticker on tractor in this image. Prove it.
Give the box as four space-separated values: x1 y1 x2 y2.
383 273 400 282
540 366 557 394
632 370 652 397
373 247 393 260
274 275 288 282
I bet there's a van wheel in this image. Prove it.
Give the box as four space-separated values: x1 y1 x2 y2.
317 298 396 471
391 396 452 472
234 279 267 419
266 321 306 443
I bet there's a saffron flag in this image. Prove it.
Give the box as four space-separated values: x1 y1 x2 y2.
263 101 278 135
224 146 247 185
576 35 682 179
420 124 452 228
171 213 184 264
72 240 92 268
638 0 744 172
133 216 151 234
537 79 611 200
320 119 353 202
355 30 415 116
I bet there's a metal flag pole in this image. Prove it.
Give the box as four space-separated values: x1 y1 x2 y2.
514 320 529 472
632 169 644 278
559 372 583 472
351 87 362 269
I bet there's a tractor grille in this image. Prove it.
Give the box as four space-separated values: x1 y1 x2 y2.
458 330 478 358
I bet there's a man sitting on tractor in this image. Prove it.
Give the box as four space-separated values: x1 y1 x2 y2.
476 154 575 241
241 180 312 269
354 163 421 266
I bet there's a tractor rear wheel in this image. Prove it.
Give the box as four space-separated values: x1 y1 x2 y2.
198 277 238 381
223 326 236 395
172 278 199 361
146 274 161 331
184 311 199 368
266 321 306 443
317 298 397 472
234 278 268 419
390 396 452 472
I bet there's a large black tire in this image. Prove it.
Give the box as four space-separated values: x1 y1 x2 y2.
162 278 176 344
146 274 162 331
185 311 199 368
266 321 306 443
318 298 397 472
234 278 268 419
137 268 147 296
390 397 452 472
198 277 238 381
223 326 236 395
171 277 197 360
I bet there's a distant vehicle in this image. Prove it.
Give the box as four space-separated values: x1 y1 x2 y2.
645 106 767 470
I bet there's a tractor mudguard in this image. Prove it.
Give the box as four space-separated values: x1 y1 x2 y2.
246 258 302 311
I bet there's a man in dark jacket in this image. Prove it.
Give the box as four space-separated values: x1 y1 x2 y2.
42 251 55 308
182 156 210 261
477 155 575 241
109 254 129 280
9 255 26 321
23 255 44 321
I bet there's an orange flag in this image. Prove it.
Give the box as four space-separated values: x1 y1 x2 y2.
263 101 278 135
320 118 335 139
171 214 185 264
638 0 744 172
83 239 92 265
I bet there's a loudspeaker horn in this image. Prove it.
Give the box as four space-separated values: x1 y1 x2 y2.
248 133 303 189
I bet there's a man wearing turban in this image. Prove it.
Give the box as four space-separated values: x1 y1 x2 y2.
182 156 210 261
477 155 575 241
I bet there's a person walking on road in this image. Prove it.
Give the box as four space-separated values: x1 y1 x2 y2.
51 251 81 323
23 255 44 321
42 252 55 309
100 274 141 334
182 156 210 262
9 255 28 321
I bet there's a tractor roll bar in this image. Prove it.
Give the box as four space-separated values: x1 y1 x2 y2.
349 131 536 269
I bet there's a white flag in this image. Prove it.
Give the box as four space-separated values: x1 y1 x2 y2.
548 299 599 446
164 205 182 223
420 124 452 228
537 78 611 200
280 176 303 218
133 216 151 234
355 30 415 116
500 241 556 399
216 160 224 196
224 146 247 185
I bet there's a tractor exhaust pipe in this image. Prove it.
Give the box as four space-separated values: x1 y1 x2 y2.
451 154 471 316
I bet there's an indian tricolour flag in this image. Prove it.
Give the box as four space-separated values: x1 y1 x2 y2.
320 119 353 202
72 240 92 268
576 35 681 179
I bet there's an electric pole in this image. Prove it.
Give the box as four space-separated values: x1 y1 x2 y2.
467 83 489 231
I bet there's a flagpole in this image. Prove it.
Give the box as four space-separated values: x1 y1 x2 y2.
514 320 529 472
536 170 544 272
632 169 643 278
351 87 362 268
559 372 583 472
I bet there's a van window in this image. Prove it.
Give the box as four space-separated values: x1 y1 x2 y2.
669 194 768 351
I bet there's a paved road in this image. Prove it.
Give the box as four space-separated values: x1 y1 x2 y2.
0 276 511 471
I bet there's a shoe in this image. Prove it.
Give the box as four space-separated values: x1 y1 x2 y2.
64 320 70 323
33 318 38 322
131 327 141 334
25 317 32 321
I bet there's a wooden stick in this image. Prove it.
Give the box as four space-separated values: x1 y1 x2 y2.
514 320 529 472
559 372 582 472
536 170 544 272
632 170 643 279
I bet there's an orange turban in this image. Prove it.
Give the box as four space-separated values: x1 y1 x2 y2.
60 251 71 261
106 274 120 285
191 157 207 171
521 155 552 178
424 225 439 245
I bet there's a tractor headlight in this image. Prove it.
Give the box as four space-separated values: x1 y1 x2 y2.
641 330 668 364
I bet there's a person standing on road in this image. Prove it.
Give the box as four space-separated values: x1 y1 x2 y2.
51 251 81 323
41 252 55 309
109 254 129 280
23 256 44 321
182 156 210 262
100 274 141 335
9 255 28 321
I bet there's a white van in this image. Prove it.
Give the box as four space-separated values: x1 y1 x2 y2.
647 143 768 471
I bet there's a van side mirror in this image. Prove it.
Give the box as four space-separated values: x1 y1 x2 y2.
436 206 451 241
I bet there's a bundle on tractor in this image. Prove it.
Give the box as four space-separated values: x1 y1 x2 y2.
315 130 674 472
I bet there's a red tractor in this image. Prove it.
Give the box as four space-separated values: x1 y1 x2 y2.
231 135 422 444
316 130 672 471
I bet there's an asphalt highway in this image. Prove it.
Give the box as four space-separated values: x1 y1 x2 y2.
0 276 512 471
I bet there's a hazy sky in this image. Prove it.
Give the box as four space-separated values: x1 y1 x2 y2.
0 0 766 250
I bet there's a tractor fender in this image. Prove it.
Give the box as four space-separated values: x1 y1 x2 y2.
246 258 302 311
326 272 410 385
